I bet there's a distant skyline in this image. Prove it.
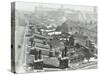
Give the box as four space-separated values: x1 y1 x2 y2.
15 1 97 13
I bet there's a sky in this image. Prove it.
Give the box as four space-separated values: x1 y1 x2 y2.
15 1 96 13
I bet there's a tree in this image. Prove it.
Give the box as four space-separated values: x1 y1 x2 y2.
82 47 92 62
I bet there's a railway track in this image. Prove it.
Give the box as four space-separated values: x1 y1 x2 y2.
69 61 97 70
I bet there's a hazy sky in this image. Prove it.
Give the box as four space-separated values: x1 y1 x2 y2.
15 1 96 12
